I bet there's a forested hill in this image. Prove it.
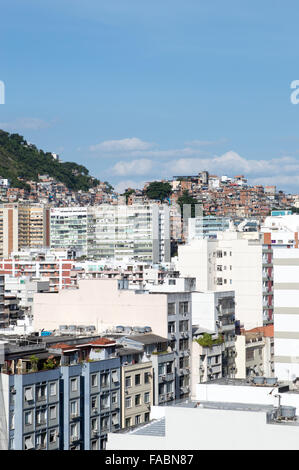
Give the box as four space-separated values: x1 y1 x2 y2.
0 130 99 191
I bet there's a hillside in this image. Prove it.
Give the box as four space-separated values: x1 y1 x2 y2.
0 130 99 191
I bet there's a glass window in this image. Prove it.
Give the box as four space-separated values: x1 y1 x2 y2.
144 372 150 384
168 303 175 315
49 405 56 420
125 397 132 408
144 392 150 404
91 374 97 387
70 378 78 392
125 376 131 388
24 411 32 426
49 382 56 396
135 394 141 406
135 374 141 386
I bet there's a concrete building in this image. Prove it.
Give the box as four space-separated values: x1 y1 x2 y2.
50 207 88 256
0 335 121 450
176 231 274 328
235 325 274 379
191 290 236 389
87 204 171 263
33 278 193 400
0 203 50 257
273 248 299 381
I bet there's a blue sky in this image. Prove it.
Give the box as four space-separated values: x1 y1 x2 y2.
1 0 299 192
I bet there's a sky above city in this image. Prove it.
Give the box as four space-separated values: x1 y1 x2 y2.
1 0 299 193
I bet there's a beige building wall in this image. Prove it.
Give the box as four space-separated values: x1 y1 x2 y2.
33 279 168 335
121 362 153 428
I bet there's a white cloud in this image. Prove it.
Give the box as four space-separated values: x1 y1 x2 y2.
89 137 154 153
0 117 52 131
111 159 154 176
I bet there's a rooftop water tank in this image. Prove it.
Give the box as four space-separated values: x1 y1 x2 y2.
265 377 278 386
253 376 265 385
280 406 296 419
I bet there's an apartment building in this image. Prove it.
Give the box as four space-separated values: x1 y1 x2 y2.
0 275 5 328
192 290 236 387
0 250 76 291
50 207 89 256
273 248 299 382
177 231 275 328
88 204 170 263
120 356 152 429
235 325 274 379
0 203 50 257
0 336 121 450
50 204 171 263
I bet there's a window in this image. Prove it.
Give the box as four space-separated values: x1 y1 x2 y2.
70 400 78 417
166 362 172 374
168 303 175 315
91 396 97 411
24 411 32 426
91 440 98 450
135 394 141 406
91 417 98 431
111 370 118 383
36 409 47 425
144 412 150 422
70 423 78 439
168 279 176 285
125 417 132 428
70 378 78 392
49 405 56 420
24 387 33 402
125 376 132 388
135 374 141 386
144 392 150 404
49 382 56 396
100 373 109 387
112 413 119 426
91 374 97 387
24 435 34 450
49 429 57 444
36 385 46 400
101 395 110 409
144 372 150 384
101 416 109 431
135 415 141 425
125 397 132 409
111 391 118 405
179 302 189 314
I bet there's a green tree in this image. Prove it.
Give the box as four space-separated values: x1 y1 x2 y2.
145 181 172 202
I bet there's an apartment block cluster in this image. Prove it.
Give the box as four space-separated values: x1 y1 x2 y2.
2 173 299 449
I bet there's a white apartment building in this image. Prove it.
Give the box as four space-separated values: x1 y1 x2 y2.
273 248 299 382
176 231 274 329
50 204 171 263
50 207 89 256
